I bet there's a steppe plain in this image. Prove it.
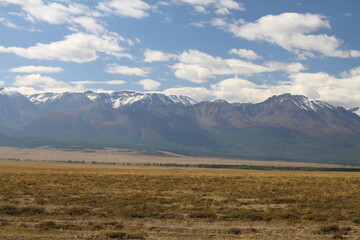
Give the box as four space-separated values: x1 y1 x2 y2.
0 147 359 239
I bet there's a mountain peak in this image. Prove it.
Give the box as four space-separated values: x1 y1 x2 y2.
0 88 22 97
266 93 335 112
28 90 197 110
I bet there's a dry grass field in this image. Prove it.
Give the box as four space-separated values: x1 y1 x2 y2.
0 161 360 239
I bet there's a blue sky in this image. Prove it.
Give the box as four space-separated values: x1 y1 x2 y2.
0 0 359 110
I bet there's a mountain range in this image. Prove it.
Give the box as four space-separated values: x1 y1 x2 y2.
1 88 360 165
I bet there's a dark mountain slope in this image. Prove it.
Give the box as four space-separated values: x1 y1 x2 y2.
236 94 360 136
0 89 40 132
0 90 359 165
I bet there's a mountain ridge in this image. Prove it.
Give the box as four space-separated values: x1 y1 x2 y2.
1 88 360 165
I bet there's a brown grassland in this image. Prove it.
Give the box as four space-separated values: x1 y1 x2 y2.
0 161 360 239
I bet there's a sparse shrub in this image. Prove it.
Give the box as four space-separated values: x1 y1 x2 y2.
189 211 217 219
91 221 124 231
64 206 89 216
332 233 345 239
319 225 340 234
125 213 144 218
0 218 10 226
37 221 60 230
126 233 146 239
103 231 126 239
228 228 242 235
35 197 47 205
21 206 45 215
246 214 263 221
315 225 351 236
352 218 360 224
0 205 20 215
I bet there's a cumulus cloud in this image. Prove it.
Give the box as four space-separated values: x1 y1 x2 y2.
163 87 213 101
340 66 360 78
0 0 83 25
0 0 105 33
172 49 305 83
143 49 175 62
98 0 151 19
0 32 131 63
215 13 360 58
287 72 360 109
178 0 244 15
163 67 360 112
105 64 150 76
71 80 126 85
13 74 67 88
9 65 63 73
228 48 261 60
72 16 106 34
138 79 161 90
11 74 85 93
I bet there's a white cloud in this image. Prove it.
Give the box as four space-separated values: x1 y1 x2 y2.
173 63 212 83
0 0 106 34
0 0 93 24
163 87 213 101
190 21 207 28
72 16 105 34
340 66 360 78
4 86 43 95
228 48 261 60
71 80 126 85
210 77 269 103
0 32 131 63
143 49 175 62
98 0 151 19
11 74 84 93
13 74 66 88
0 81 4 86
178 0 244 15
105 64 150 76
287 72 360 109
172 49 305 83
138 79 161 90
194 5 207 14
9 65 63 73
163 67 360 112
210 17 228 27
0 16 20 29
216 13 360 58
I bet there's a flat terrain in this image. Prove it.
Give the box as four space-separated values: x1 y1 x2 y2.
0 161 360 239
0 146 354 168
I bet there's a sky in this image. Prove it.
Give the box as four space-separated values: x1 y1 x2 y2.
0 0 359 111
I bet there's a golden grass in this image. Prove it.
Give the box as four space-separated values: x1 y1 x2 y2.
0 161 359 239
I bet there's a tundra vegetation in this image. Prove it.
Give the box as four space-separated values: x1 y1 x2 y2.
0 161 359 239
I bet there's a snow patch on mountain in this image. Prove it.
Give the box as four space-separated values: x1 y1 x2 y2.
28 90 197 109
110 92 146 108
271 93 336 112
28 92 63 103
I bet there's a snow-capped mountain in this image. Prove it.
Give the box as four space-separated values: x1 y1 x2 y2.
0 88 40 131
28 90 197 111
235 93 360 136
1 89 360 165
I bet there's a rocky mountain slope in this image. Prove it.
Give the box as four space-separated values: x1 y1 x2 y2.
0 88 359 165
